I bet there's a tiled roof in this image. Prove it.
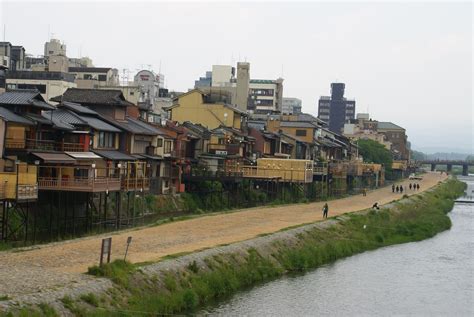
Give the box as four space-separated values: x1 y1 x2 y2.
30 112 74 131
93 150 136 161
0 107 34 125
377 122 405 131
50 88 134 107
0 89 55 110
60 101 98 115
279 121 318 128
101 115 161 135
43 109 87 126
75 114 122 132
182 121 211 138
127 117 162 135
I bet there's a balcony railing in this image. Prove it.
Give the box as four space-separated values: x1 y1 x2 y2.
5 138 85 152
208 143 242 155
5 138 25 149
121 178 150 192
38 176 121 192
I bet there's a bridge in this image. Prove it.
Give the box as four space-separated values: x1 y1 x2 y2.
418 160 473 176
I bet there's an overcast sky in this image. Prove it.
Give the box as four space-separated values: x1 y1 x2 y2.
1 1 472 153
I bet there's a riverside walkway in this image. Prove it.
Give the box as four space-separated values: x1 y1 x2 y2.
0 172 446 299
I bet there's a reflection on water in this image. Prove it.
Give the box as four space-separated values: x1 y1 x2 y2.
202 176 474 316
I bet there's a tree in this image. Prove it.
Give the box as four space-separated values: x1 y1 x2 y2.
357 139 393 175
410 149 427 161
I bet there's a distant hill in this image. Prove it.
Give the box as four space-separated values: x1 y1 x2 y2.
426 152 472 160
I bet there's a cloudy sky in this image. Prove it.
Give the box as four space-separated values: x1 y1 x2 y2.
1 1 472 153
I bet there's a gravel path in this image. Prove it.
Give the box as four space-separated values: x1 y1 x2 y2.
0 172 445 301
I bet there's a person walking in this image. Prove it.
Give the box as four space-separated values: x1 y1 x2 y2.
409 183 412 190
323 203 329 219
392 184 395 193
400 185 404 194
396 185 399 193
417 183 420 191
362 188 367 196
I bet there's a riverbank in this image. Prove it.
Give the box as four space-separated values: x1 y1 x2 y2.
3 177 465 316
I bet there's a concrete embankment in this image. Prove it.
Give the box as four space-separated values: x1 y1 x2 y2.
2 178 466 316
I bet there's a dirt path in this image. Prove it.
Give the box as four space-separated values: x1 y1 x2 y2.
0 173 446 297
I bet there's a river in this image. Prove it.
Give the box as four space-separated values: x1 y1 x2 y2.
202 176 474 316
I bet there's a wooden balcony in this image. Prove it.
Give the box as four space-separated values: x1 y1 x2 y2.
5 138 25 149
238 166 313 183
4 138 85 152
208 143 242 155
38 176 121 192
121 178 150 192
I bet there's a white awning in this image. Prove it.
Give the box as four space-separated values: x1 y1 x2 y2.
66 151 102 160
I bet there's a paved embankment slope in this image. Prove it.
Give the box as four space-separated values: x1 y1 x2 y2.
0 172 445 300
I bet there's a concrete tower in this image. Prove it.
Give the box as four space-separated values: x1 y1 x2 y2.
235 62 250 111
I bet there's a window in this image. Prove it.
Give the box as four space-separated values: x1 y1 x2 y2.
157 138 163 147
296 129 307 137
164 140 172 153
218 138 226 145
130 91 134 96
17 83 47 93
84 74 93 80
98 132 115 148
98 74 107 81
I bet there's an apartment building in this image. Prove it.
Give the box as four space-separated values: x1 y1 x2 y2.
318 83 356 133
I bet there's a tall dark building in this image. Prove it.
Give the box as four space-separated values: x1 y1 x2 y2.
318 83 355 133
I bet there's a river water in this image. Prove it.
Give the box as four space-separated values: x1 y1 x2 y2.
202 176 474 316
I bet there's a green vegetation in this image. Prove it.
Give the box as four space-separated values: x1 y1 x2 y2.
87 260 135 288
357 139 393 178
410 149 427 161
80 293 99 307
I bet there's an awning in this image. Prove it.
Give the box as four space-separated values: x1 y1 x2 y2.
65 151 102 160
93 150 136 161
140 154 164 161
32 152 77 164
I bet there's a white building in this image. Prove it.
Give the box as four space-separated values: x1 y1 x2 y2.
248 78 283 113
5 71 76 102
69 67 120 88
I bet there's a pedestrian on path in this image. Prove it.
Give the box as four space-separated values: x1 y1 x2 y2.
392 184 395 193
409 183 412 190
417 183 420 190
396 185 399 193
323 203 329 219
400 185 404 194
362 188 367 196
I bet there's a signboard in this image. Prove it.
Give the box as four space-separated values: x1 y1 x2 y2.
216 150 228 155
100 237 112 266
124 236 133 261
